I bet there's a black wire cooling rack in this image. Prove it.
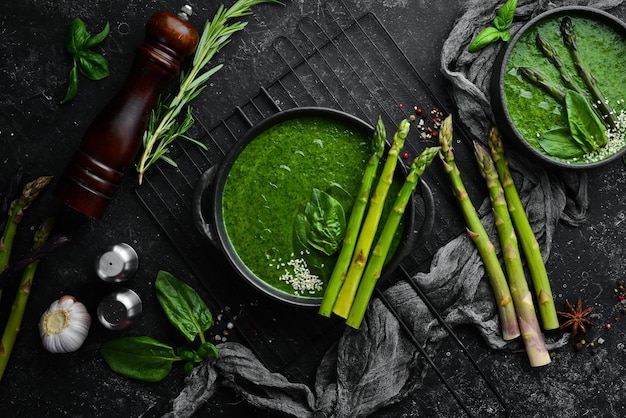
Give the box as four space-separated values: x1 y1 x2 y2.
136 1 508 416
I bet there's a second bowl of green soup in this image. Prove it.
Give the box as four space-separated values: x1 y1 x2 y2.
491 6 626 169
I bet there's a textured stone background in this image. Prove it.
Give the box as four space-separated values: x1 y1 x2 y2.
1 1 625 417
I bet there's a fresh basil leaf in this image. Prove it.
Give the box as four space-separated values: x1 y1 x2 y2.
292 217 335 281
155 270 213 343
60 64 79 104
100 336 177 382
500 30 511 42
468 27 503 53
294 211 310 250
84 22 110 49
493 16 507 32
325 183 354 215
538 127 585 159
494 0 517 30
303 188 346 256
66 18 90 55
76 50 110 80
565 89 608 153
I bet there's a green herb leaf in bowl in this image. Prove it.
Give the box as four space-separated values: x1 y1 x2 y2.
300 188 347 256
565 89 608 153
538 127 585 159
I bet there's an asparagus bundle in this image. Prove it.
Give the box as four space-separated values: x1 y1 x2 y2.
332 119 410 319
0 218 56 381
560 16 616 130
488 127 559 330
438 115 519 340
474 143 551 367
319 117 386 317
345 147 440 329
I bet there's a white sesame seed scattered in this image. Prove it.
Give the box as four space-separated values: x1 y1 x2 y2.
277 257 324 296
581 107 626 163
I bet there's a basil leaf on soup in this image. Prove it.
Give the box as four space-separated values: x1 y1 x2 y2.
293 211 311 252
303 188 347 256
565 89 608 153
293 209 335 281
292 222 335 281
538 127 585 159
325 183 354 214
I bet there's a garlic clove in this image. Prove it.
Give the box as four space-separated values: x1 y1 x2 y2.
39 295 91 354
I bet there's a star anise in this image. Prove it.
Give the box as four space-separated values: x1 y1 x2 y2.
557 298 594 336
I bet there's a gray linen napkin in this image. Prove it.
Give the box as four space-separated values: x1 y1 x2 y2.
164 0 623 416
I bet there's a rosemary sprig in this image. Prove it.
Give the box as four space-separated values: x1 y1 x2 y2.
136 0 284 185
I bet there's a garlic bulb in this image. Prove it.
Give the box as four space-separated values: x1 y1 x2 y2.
39 295 91 353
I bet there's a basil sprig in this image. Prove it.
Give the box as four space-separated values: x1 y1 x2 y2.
100 271 219 382
60 18 110 104
468 0 517 52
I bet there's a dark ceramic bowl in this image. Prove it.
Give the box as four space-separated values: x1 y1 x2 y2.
193 107 434 307
491 6 626 169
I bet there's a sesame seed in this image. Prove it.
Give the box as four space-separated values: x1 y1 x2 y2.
277 257 324 296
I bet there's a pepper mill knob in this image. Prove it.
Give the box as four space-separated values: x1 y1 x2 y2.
54 6 199 219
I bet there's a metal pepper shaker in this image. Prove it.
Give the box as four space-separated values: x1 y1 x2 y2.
54 6 199 219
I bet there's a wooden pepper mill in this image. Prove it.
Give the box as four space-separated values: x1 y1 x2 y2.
54 5 199 219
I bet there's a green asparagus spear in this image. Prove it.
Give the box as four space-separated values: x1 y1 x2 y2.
0 218 55 381
518 66 565 104
0 175 53 269
535 33 588 99
438 115 519 340
474 143 550 366
560 16 616 130
332 119 410 318
0 176 52 303
319 117 386 317
488 127 559 330
345 147 440 329
0 167 23 234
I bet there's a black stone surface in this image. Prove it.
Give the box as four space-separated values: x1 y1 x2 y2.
1 1 625 417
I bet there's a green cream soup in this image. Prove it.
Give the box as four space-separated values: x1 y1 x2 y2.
504 14 626 163
222 116 401 299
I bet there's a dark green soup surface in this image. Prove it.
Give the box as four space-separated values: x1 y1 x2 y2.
504 14 626 163
222 116 399 299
